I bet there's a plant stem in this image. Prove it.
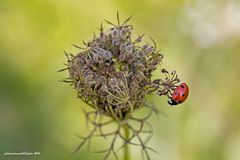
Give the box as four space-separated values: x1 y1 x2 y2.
123 125 130 160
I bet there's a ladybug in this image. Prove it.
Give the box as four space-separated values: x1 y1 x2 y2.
168 83 189 105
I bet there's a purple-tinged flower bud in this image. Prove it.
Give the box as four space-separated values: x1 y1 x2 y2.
111 28 120 38
135 50 145 57
109 77 119 90
99 84 108 95
125 43 133 53
104 50 112 60
143 44 153 54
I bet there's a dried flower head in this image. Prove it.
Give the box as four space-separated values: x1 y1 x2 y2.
59 13 186 160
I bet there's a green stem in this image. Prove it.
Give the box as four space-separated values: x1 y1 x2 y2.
123 125 130 160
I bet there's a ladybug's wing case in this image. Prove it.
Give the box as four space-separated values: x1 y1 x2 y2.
171 83 189 104
172 88 181 101
178 83 189 103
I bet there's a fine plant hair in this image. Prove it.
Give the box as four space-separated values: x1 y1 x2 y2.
59 12 181 160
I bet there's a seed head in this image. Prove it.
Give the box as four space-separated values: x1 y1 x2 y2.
59 14 186 160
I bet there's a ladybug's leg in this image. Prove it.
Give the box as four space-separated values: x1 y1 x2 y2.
170 70 176 81
166 91 172 99
167 92 173 105
162 69 170 81
170 71 180 85
166 89 178 105
167 92 178 105
168 98 173 105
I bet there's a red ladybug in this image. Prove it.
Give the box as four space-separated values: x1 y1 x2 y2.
168 83 189 105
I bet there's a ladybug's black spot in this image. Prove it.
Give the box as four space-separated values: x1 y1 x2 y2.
182 94 185 97
175 92 178 95
181 85 185 88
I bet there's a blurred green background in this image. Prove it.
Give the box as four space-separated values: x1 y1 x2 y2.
0 0 240 160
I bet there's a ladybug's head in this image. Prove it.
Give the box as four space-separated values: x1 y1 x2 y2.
168 98 179 105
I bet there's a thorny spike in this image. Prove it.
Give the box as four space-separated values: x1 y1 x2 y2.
82 40 87 46
104 19 116 26
122 15 133 25
93 31 96 38
57 67 68 72
72 43 85 50
117 11 120 26
140 33 145 38
63 63 68 66
99 22 104 33
63 50 70 61
149 36 157 50
59 79 73 83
